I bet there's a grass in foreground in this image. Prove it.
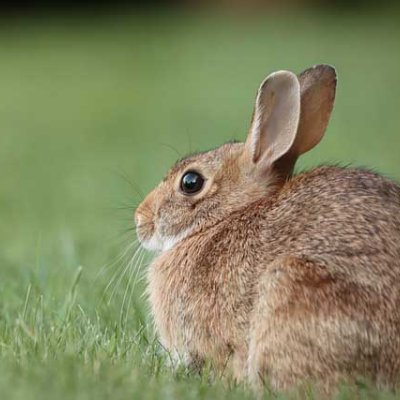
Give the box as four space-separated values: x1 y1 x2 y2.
0 8 400 399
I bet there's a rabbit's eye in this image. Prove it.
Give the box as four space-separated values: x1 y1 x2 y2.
180 171 204 195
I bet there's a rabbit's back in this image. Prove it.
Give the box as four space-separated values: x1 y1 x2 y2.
248 166 400 390
260 166 400 279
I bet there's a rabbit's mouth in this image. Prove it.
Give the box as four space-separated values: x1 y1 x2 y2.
135 221 160 251
138 231 164 252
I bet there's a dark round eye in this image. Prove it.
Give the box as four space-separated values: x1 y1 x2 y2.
180 171 205 194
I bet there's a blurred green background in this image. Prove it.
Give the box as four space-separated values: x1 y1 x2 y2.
0 4 400 399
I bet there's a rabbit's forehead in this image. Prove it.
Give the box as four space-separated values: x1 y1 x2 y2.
165 142 243 181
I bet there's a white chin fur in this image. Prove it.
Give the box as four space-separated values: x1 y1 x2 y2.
140 227 193 253
140 234 164 252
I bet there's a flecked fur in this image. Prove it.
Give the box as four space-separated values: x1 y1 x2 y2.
135 66 400 394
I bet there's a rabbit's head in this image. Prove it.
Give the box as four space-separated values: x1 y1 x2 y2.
135 65 337 252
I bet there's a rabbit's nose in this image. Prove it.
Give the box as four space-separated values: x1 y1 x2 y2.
134 210 142 227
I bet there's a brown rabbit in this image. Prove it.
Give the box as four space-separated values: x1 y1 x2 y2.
135 65 400 394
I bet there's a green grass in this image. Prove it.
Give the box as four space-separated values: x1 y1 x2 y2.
0 8 400 399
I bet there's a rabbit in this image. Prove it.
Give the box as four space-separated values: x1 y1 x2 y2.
135 64 400 394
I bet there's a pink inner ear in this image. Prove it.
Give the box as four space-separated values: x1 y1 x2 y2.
247 70 301 170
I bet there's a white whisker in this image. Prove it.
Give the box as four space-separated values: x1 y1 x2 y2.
124 249 148 327
119 247 145 325
105 242 140 305
107 244 142 305
97 239 138 283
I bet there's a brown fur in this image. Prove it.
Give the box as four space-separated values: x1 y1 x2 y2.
135 65 400 394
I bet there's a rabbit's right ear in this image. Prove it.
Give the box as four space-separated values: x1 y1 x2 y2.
291 64 337 158
245 70 301 173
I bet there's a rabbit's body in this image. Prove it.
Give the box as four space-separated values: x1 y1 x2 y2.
136 65 400 392
148 165 400 389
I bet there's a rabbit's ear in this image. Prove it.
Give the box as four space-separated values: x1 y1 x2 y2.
291 64 337 157
245 70 301 172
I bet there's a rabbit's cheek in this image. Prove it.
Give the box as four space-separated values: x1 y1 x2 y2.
156 212 195 251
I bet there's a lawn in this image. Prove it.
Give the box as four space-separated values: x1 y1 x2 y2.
0 8 400 399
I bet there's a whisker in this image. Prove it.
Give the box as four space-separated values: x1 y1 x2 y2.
102 224 138 244
120 247 145 327
131 251 147 294
103 202 141 212
96 239 138 282
186 129 192 154
114 205 139 212
123 249 147 328
119 226 138 235
159 142 182 158
139 264 152 302
136 209 153 220
114 168 145 201
119 246 143 323
107 244 142 305
100 241 139 303
135 222 153 229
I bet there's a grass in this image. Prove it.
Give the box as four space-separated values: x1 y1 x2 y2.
0 8 400 399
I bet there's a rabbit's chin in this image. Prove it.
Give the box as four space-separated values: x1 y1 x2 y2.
140 226 193 253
